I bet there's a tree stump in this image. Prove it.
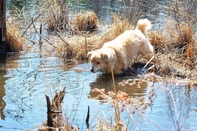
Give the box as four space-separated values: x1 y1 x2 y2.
0 0 7 53
38 87 78 131
45 88 65 128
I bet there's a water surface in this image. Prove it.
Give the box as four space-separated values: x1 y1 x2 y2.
0 53 197 131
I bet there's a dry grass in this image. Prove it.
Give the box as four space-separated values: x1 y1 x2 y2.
6 19 26 52
46 0 68 31
72 10 98 32
44 8 197 78
147 1 197 78
149 19 196 52
54 12 132 59
90 72 197 130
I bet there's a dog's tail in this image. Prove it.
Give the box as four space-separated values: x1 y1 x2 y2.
136 19 151 35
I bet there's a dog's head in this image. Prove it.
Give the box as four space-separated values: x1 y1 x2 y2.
87 49 115 73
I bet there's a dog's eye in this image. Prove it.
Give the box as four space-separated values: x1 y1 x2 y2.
97 62 100 64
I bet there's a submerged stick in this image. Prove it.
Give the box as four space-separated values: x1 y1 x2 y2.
85 106 90 129
39 23 42 52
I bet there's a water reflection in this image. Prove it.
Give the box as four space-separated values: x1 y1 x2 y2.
143 82 197 131
0 54 94 130
0 53 71 130
89 74 147 97
76 0 169 27
0 53 197 130
7 0 39 10
77 0 122 22
0 54 7 120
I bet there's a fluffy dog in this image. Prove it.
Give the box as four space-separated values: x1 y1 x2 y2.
87 19 154 74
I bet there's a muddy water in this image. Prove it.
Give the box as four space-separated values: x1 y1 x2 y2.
0 53 197 130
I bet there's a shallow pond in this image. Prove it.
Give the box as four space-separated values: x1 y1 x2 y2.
1 0 197 130
0 53 197 131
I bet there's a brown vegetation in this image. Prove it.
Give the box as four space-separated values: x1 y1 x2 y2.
8 4 196 77
72 10 98 32
6 19 25 52
46 0 68 31
54 12 132 59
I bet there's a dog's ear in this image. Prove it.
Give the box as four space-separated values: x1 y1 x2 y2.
87 51 93 58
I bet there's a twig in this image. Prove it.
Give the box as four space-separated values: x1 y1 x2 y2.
31 17 56 48
143 65 155 74
144 56 154 68
140 114 164 131
71 81 85 123
163 86 179 130
24 36 36 44
114 100 121 128
22 13 41 37
179 109 196 130
125 106 141 131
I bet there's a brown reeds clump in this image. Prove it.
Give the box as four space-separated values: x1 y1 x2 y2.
46 0 68 31
149 18 197 77
72 10 98 32
149 31 165 53
149 19 196 52
6 19 25 52
55 12 133 59
44 12 134 59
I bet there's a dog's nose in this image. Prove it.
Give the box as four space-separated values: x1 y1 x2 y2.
90 68 94 72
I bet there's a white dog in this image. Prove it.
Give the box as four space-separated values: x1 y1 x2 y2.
87 19 154 74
